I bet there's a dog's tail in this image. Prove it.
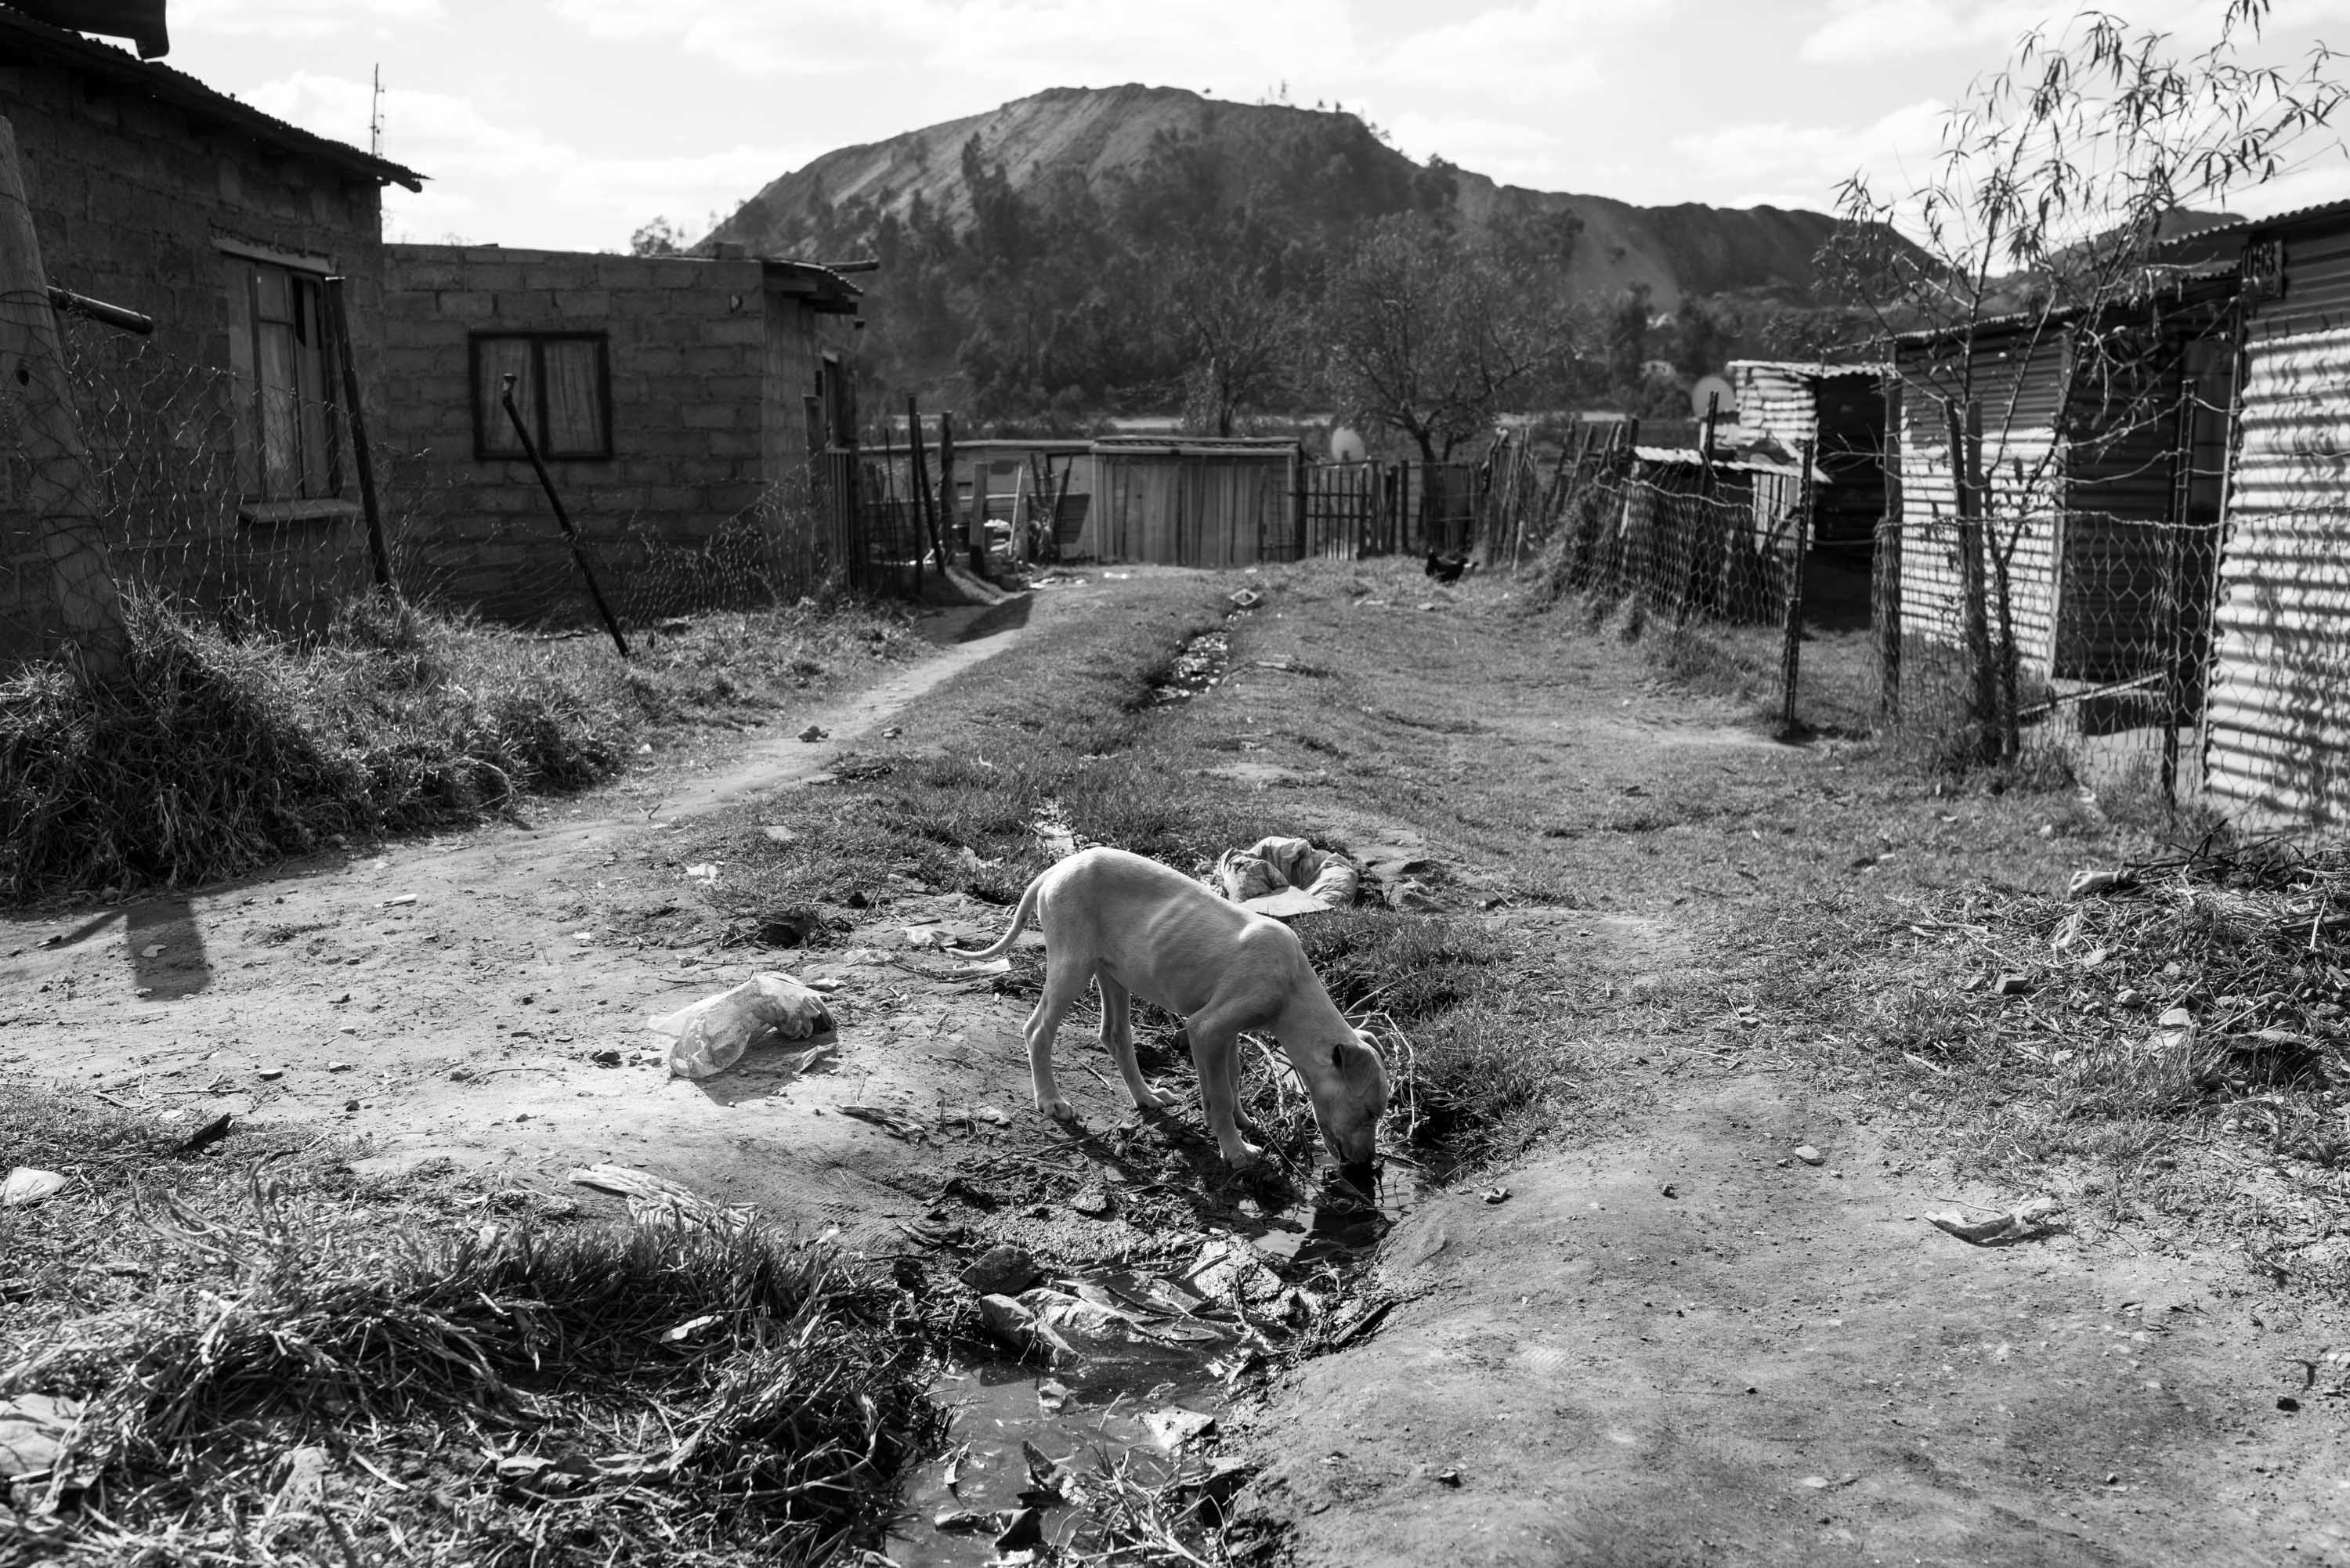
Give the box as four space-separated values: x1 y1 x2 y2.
947 870 1046 960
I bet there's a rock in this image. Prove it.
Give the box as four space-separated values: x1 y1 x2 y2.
1145 1407 1217 1449
761 826 799 845
1793 1146 1826 1165
1070 1185 1115 1218
977 1294 1076 1365
798 724 827 742
960 1245 1041 1295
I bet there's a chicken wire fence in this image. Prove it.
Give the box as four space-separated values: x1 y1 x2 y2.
1 309 862 675
1869 508 2221 807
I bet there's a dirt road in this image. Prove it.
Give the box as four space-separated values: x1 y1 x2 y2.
6 562 2345 1566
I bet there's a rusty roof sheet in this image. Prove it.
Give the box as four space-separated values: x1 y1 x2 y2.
0 5 425 189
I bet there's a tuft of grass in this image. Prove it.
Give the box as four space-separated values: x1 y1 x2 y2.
0 591 914 905
2 1118 940 1566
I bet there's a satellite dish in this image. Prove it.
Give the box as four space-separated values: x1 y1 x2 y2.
1690 374 1736 421
1329 425 1367 464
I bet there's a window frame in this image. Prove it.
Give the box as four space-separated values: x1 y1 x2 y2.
470 331 614 461
236 255 343 504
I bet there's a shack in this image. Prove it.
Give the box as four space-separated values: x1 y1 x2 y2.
1886 287 2234 699
2163 199 2350 827
1728 360 1888 623
378 243 862 623
1089 435 1300 567
0 4 424 659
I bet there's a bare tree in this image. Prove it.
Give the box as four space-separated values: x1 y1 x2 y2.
1830 1 2343 757
1318 213 1572 464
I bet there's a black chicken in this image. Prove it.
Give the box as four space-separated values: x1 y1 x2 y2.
1424 550 1473 585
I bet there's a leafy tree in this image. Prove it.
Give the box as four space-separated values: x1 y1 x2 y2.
1317 213 1575 463
629 217 684 256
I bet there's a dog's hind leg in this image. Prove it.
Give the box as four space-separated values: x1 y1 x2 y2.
1024 957 1091 1123
1097 975 1173 1112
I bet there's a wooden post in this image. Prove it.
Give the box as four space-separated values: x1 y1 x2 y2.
322 276 396 598
0 116 126 677
1780 437 1816 733
1875 379 1904 724
2159 378 2200 811
906 396 949 576
1044 457 1072 565
501 374 627 656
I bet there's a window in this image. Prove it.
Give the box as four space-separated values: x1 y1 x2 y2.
472 333 611 460
235 257 342 503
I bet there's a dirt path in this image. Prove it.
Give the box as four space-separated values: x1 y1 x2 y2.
0 593 1057 1251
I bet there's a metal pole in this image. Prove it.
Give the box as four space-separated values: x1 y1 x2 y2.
501 373 628 657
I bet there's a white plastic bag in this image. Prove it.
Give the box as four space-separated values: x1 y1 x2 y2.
646 972 833 1080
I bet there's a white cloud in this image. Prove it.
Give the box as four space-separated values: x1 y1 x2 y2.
249 72 573 178
175 0 440 41
1801 0 2350 67
1676 99 1946 210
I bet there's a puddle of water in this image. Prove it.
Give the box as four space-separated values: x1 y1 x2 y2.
1148 629 1231 705
891 1164 1419 1563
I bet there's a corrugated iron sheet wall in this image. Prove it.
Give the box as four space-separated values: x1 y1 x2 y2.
1894 337 2066 670
2204 226 2350 825
1732 363 1813 452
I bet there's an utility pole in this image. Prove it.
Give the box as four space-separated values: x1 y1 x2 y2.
370 65 383 157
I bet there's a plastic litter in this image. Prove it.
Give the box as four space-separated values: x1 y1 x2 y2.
1204 836 1360 916
0 1392 78 1480
646 971 833 1079
1926 1196 2063 1245
2 1168 66 1207
567 1162 758 1234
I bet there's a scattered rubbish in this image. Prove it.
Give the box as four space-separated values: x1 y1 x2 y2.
1205 836 1361 916
2153 1006 2197 1053
380 894 418 908
637 742 653 755
660 1313 718 1343
1036 1379 1070 1413
139 943 165 958
1144 1407 1217 1448
1926 1197 2063 1245
761 826 799 844
1228 588 1264 609
1793 1145 1825 1165
1661 1183 1679 1199
683 863 719 882
0 1392 78 1480
932 1508 994 1533
798 724 828 742
975 1105 1010 1125
175 1113 233 1155
880 725 902 739
1103 570 1132 580
1992 972 2033 996
646 971 833 1079
962 1245 1043 1296
2 1168 67 1208
978 1293 1075 1364
2067 868 2136 900
1478 1186 1511 1205
566 1163 757 1234
258 1068 284 1081
839 1104 929 1140
1436 1467 1462 1487
994 1507 1047 1553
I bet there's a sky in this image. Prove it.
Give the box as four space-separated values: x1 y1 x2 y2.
159 0 2350 254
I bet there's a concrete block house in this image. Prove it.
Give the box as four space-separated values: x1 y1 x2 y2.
0 3 422 658
377 244 863 624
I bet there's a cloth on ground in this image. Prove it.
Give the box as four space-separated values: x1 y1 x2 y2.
647 971 833 1079
1205 836 1360 916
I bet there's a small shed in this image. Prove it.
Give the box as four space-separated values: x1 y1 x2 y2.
952 437 1092 558
1089 436 1300 568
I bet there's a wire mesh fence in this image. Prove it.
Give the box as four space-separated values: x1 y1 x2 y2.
1868 506 2221 806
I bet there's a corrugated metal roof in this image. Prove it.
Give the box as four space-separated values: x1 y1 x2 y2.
1725 359 1885 382
2156 196 2350 251
0 6 425 189
759 258 862 313
1632 445 1828 482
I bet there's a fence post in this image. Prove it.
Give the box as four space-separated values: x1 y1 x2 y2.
500 373 627 657
1780 437 1816 733
906 396 949 577
2160 377 2200 811
1946 399 1997 750
0 116 126 677
322 275 397 598
1875 379 1904 723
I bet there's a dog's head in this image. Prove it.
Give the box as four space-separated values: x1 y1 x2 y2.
1302 1028 1392 1173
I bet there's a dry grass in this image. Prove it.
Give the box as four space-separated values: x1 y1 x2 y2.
0 591 916 905
0 1092 940 1566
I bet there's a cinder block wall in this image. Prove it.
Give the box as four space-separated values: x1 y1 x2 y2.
379 244 772 626
0 60 391 664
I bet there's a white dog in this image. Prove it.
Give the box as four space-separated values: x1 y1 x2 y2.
953 847 1391 1174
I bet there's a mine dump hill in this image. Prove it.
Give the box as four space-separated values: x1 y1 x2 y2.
711 82 1856 309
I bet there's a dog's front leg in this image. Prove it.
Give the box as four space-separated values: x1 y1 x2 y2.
1184 1007 1265 1168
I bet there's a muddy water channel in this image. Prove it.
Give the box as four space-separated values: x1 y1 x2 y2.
890 1162 1408 1564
